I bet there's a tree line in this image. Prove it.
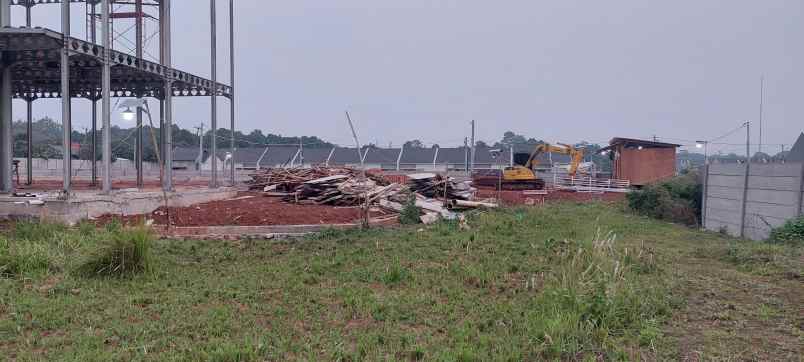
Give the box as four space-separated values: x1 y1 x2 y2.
11 117 333 163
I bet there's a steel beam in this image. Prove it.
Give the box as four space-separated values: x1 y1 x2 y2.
61 0 71 193
209 0 217 188
101 0 111 193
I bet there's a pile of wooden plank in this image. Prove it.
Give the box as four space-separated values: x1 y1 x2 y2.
247 167 387 193
407 173 475 200
248 167 495 223
247 167 396 206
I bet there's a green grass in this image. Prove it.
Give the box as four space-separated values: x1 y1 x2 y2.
0 202 801 361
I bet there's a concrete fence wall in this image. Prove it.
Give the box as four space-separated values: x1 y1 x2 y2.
14 158 160 172
703 162 804 240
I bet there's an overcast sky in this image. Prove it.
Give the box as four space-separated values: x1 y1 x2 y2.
11 0 804 155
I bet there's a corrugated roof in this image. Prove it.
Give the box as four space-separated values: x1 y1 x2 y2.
258 146 300 167
330 147 364 164
299 147 334 164
216 148 266 165
364 147 401 164
399 148 437 164
788 132 804 162
608 137 680 149
435 147 469 164
173 147 206 162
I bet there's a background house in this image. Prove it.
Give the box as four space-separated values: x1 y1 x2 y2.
601 138 680 186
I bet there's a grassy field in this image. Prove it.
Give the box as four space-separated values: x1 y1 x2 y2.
1 203 802 361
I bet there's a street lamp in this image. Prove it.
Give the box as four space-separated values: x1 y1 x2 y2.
121 107 135 121
695 140 709 165
117 98 164 186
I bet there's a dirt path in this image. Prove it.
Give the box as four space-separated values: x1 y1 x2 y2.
666 257 803 361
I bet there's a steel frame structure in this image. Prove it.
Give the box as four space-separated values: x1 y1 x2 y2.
0 0 236 195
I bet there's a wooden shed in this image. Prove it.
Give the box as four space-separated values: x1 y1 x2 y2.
601 138 680 186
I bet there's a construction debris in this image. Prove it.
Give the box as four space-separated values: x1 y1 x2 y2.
248 167 491 224
407 173 476 200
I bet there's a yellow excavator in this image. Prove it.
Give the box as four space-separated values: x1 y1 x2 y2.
472 143 585 190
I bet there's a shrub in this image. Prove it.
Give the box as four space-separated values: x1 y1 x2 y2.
399 191 421 225
76 226 153 278
627 174 701 226
769 216 804 245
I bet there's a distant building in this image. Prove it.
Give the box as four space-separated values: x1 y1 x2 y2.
172 144 603 172
600 138 680 186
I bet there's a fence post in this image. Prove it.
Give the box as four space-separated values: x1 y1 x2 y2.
739 162 750 238
701 164 709 230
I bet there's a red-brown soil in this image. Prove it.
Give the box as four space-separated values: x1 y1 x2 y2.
96 192 392 227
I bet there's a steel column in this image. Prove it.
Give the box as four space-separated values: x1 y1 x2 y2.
209 0 218 188
0 0 8 194
101 0 111 193
25 1 32 186
91 99 97 185
89 1 97 186
135 0 143 188
161 0 173 191
26 99 32 185
61 0 72 192
228 0 235 185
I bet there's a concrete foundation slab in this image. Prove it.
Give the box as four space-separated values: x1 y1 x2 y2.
0 187 238 225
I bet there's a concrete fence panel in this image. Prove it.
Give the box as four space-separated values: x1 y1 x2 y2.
708 163 745 176
704 162 804 240
707 174 745 188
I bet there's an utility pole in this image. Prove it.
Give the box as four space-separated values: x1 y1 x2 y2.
470 120 476 172
739 121 750 238
195 123 204 172
759 76 764 154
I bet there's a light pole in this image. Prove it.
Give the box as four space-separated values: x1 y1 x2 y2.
118 99 164 187
695 140 708 165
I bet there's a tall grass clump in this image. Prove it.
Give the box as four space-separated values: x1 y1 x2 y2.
0 237 52 277
527 230 671 359
77 226 153 278
769 216 804 246
627 173 701 226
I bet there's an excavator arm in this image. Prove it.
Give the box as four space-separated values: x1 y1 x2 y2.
523 143 586 176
